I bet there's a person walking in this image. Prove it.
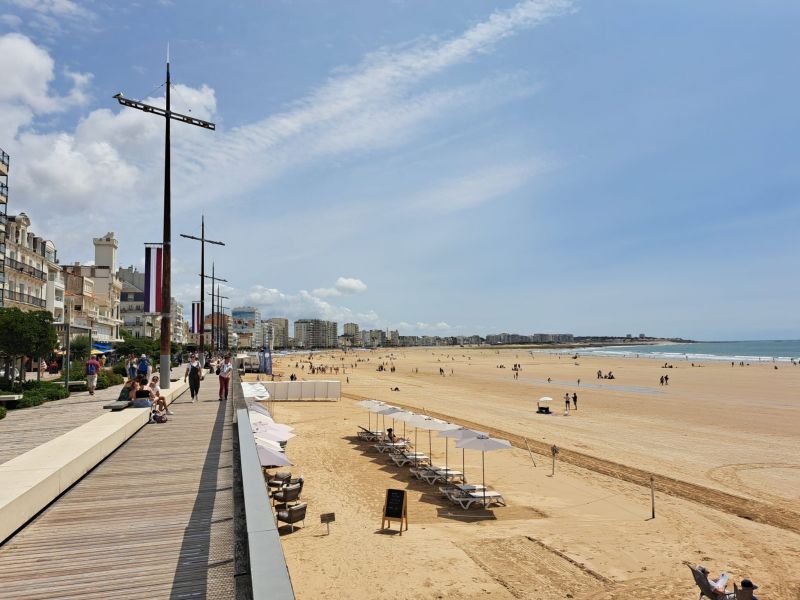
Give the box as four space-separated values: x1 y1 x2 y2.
572 392 578 410
85 354 101 396
137 354 150 379
126 354 137 380
564 392 571 413
218 355 233 401
184 353 203 403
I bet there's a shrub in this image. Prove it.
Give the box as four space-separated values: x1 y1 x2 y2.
40 383 70 401
106 372 124 386
112 361 128 376
17 391 45 408
0 406 5 419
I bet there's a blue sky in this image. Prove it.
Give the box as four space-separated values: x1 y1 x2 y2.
1 0 798 340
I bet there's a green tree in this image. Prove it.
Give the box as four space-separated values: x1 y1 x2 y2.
70 335 91 361
0 309 58 383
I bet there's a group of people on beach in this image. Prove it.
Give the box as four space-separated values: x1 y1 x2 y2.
564 392 578 412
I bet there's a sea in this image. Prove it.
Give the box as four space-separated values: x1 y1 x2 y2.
559 340 800 363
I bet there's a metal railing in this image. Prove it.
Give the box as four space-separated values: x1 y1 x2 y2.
0 149 8 168
232 370 295 599
4 290 46 308
5 256 46 280
0 183 7 200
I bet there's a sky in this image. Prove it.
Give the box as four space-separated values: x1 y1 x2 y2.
1 0 798 341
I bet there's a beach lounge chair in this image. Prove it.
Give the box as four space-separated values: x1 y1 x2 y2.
687 565 735 600
275 502 307 533
449 489 506 510
373 441 409 453
390 452 429 467
421 468 464 485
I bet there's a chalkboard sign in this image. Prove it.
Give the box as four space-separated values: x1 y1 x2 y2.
381 488 408 534
384 489 406 519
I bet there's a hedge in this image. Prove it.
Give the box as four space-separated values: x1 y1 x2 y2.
0 406 6 420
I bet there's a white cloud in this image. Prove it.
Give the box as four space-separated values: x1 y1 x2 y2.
0 33 91 139
8 0 95 34
170 0 572 204
1 2 573 325
313 277 368 298
412 159 550 214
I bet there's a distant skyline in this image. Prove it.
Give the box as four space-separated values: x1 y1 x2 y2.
1 1 798 341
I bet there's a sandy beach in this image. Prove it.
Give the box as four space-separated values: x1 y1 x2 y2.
259 348 800 599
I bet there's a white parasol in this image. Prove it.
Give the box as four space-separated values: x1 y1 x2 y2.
256 443 293 467
455 435 512 506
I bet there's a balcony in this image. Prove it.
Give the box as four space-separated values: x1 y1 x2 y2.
0 149 7 177
4 290 46 309
0 182 7 203
6 256 46 280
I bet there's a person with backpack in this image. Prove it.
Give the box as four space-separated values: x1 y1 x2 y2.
85 355 101 396
137 354 150 379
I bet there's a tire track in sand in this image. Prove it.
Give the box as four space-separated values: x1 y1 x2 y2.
343 393 800 535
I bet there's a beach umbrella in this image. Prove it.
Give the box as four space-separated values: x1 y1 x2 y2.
254 427 296 443
248 402 271 417
402 414 452 463
252 421 294 435
249 412 275 425
256 443 292 467
456 435 512 506
376 405 403 433
438 427 484 475
393 412 426 464
255 436 284 452
356 399 383 431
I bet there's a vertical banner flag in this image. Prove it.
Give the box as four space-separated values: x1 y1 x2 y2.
191 302 201 334
144 245 163 314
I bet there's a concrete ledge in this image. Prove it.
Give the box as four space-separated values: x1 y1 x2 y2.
0 380 188 544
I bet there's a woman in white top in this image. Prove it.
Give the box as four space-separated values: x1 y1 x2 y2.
218 355 233 401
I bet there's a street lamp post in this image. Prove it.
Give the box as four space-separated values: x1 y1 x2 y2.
200 266 227 352
113 55 215 388
180 216 224 366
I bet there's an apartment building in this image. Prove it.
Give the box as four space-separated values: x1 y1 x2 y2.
267 318 289 348
293 319 337 348
232 306 261 348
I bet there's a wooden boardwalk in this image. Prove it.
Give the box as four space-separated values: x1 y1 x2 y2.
0 379 235 599
0 368 185 465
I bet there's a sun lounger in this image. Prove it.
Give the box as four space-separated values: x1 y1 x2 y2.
357 426 384 441
450 489 506 510
389 452 429 467
373 441 410 453
687 564 735 600
439 483 485 499
421 468 464 485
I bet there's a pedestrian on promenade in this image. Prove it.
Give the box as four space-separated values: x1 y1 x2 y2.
184 353 203 403
126 354 137 379
137 354 150 379
85 354 101 396
218 355 233 401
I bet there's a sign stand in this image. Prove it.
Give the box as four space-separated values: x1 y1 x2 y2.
381 489 408 535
